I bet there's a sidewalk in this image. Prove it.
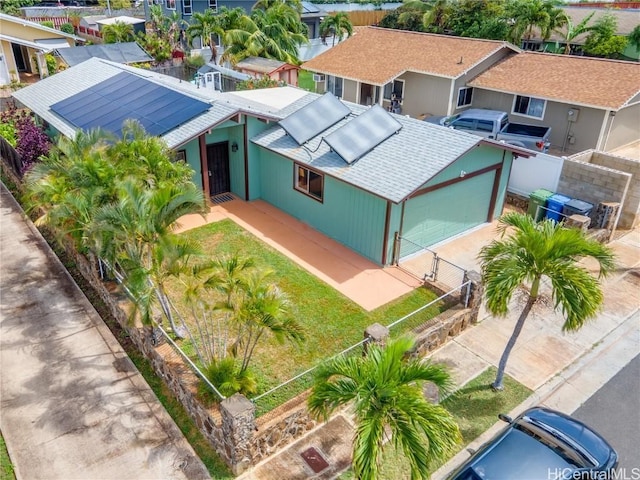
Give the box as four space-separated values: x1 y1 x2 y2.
0 183 211 480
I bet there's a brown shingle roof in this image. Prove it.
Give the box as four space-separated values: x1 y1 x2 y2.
301 26 517 85
468 52 640 110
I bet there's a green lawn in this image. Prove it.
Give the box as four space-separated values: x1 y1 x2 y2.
0 433 15 480
178 220 446 413
340 367 533 479
298 70 316 93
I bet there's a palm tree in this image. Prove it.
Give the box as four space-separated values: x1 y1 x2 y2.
554 11 596 54
252 0 302 14
222 4 307 65
187 9 220 49
420 0 453 34
506 0 565 46
308 336 461 480
479 212 615 390
101 20 135 44
93 180 205 337
319 12 353 46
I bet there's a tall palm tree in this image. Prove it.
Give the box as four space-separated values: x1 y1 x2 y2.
252 0 302 14
420 0 453 33
308 336 461 480
187 9 220 49
479 212 615 390
506 0 564 46
101 20 135 43
554 11 595 54
319 12 353 46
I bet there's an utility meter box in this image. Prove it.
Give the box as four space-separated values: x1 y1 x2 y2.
567 108 580 122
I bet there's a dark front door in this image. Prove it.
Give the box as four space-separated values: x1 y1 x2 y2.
206 142 230 196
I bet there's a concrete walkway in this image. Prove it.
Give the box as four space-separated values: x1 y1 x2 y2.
0 183 210 480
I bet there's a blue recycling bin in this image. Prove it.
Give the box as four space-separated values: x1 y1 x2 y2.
563 198 594 218
545 193 571 222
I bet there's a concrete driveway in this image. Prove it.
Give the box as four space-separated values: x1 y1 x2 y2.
0 183 210 480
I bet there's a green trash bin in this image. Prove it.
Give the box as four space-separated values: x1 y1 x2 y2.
528 189 554 221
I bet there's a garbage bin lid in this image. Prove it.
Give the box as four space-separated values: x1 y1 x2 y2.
530 189 554 200
565 198 593 210
549 193 571 203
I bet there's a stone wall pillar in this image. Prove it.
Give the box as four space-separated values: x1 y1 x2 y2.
463 270 483 325
220 394 256 475
364 323 389 347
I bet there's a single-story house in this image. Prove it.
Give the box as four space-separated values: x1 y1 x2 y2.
56 42 153 67
302 26 520 118
468 52 640 155
0 12 82 85
521 6 640 61
234 56 299 87
12 58 530 266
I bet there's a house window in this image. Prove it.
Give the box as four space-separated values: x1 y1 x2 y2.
166 0 175 9
457 87 473 108
383 79 404 102
294 164 323 202
208 0 217 10
326 75 343 98
183 0 191 14
175 150 186 162
512 95 546 119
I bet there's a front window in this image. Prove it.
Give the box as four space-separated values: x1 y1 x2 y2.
326 75 343 98
166 0 175 9
183 0 192 14
294 164 323 202
457 87 473 108
208 0 217 11
383 79 404 102
513 95 546 119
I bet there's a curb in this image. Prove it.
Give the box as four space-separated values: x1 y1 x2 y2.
431 307 640 479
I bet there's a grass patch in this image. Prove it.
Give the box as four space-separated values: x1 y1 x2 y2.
0 433 15 480
298 70 316 92
340 367 533 479
178 220 445 412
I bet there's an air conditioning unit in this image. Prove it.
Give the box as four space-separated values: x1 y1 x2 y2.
312 74 325 82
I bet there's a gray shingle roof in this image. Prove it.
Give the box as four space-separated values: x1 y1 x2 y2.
252 94 483 203
56 42 153 66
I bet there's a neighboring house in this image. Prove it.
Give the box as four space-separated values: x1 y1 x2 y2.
95 16 146 36
302 26 520 119
521 7 640 61
56 42 153 67
0 12 82 85
146 0 325 39
468 52 640 154
234 56 299 87
12 58 528 266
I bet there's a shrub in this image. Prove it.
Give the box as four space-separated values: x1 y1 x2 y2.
185 54 205 69
0 123 17 147
15 115 51 173
40 20 54 28
198 357 257 401
236 76 284 90
60 23 75 34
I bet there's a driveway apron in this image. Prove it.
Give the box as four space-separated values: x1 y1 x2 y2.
0 183 210 480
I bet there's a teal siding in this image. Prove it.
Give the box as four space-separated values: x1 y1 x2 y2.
386 202 403 265
246 117 275 200
180 139 203 189
424 145 504 188
257 150 387 264
492 155 512 219
401 171 494 256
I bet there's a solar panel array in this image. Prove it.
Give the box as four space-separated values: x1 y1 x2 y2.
50 71 210 138
279 92 351 145
324 104 402 164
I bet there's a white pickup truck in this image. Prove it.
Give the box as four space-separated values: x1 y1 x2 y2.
425 109 552 152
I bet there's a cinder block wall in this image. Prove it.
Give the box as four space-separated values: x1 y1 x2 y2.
566 150 640 229
557 158 631 227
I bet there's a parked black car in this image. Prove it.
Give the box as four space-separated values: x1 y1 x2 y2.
448 407 618 480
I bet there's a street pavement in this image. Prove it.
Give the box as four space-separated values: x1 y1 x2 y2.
0 182 210 480
572 354 640 471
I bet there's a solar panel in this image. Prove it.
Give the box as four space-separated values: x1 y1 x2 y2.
324 104 402 164
50 71 210 138
279 92 351 145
